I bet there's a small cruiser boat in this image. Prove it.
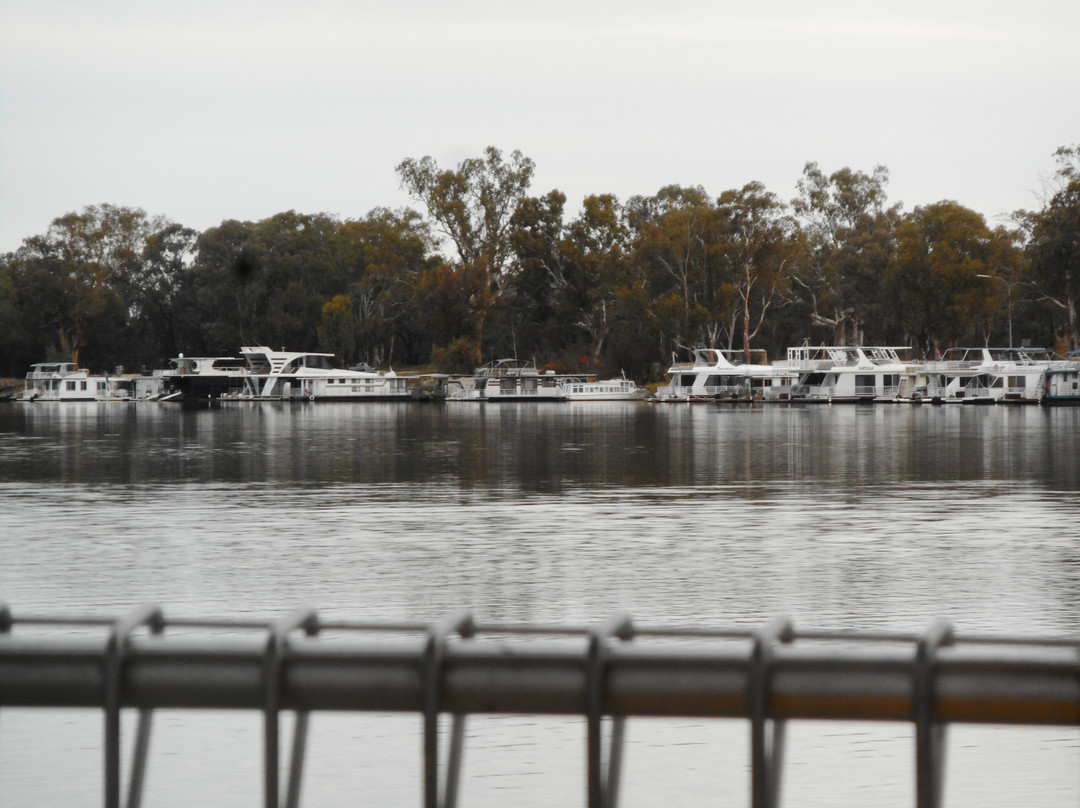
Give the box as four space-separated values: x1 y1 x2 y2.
560 375 646 401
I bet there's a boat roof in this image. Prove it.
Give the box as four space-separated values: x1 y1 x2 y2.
474 358 543 376
240 346 336 359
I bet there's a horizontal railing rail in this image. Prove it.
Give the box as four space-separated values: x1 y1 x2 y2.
2 605 1079 808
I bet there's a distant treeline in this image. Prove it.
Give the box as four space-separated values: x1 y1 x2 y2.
1 145 1078 380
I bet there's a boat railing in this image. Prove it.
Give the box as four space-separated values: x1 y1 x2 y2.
704 383 746 396
792 382 836 398
925 360 981 372
786 359 835 371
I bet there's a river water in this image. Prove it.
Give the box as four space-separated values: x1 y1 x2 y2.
1 401 1079 806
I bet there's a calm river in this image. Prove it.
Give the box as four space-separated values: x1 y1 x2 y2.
2 401 1079 806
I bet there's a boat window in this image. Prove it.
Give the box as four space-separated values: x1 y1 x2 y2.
308 355 333 370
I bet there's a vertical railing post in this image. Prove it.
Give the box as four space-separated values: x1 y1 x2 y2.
263 608 319 808
915 619 953 808
103 604 164 808
586 612 634 808
423 609 475 808
749 616 794 808
0 603 9 741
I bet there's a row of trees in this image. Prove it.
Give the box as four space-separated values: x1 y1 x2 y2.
2 145 1078 380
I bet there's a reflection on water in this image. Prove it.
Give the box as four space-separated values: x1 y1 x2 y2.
4 401 1079 490
2 401 1079 806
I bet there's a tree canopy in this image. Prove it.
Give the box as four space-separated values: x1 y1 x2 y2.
1 145 1075 379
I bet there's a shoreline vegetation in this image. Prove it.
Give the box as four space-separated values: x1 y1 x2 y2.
1 145 1078 383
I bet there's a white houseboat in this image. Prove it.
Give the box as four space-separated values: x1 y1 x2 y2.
447 359 566 402
784 346 911 403
22 363 161 402
908 348 1053 404
159 348 411 402
1043 352 1080 405
232 346 411 401
654 349 789 402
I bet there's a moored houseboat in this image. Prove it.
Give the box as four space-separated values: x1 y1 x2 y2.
1040 352 1080 405
447 358 566 402
654 349 789 403
159 348 411 402
231 346 411 401
784 346 910 403
909 348 1053 404
21 362 161 402
159 355 248 401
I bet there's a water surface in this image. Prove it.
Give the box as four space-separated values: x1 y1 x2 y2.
2 401 1079 806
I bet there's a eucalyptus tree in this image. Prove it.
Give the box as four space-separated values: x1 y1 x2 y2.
627 185 729 355
792 162 899 344
326 208 438 366
128 222 199 363
396 147 535 361
1018 144 1080 350
5 204 164 368
564 194 633 369
884 201 1022 352
714 182 803 360
503 189 570 361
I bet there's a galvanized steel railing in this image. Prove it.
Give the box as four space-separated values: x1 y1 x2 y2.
2 604 1080 808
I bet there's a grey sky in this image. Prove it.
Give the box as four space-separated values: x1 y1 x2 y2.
1 0 1077 253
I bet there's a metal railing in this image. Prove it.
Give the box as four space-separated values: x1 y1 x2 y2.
2 605 1080 808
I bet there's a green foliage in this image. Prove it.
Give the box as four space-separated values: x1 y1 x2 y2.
431 337 481 374
397 147 537 361
1019 144 1080 349
792 162 899 344
884 202 1021 351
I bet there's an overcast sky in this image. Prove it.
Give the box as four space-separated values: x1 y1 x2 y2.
1 0 1077 254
